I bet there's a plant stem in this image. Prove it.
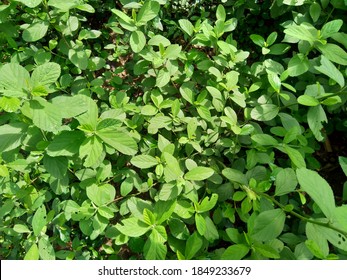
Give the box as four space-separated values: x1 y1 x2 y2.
259 192 347 237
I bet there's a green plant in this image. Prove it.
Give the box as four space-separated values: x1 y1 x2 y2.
1 0 347 260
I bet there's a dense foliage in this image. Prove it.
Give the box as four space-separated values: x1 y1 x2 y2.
1 0 347 260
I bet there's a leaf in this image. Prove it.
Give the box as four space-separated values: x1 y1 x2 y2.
116 217 151 237
154 200 176 224
221 244 250 260
0 123 27 153
16 0 42 8
284 23 316 43
24 244 39 260
184 166 214 181
251 104 279 121
267 73 281 92
314 55 345 88
75 96 98 129
0 96 21 112
136 0 160 26
96 128 138 155
339 156 347 176
297 95 320 106
22 21 49 42
275 168 297 196
143 226 167 260
307 105 327 141
86 183 115 207
32 205 47 236
250 34 265 47
317 43 347 65
38 235 55 260
0 63 30 97
68 48 91 70
163 152 184 182
178 19 194 36
48 0 79 11
47 130 85 157
79 136 104 167
306 223 329 258
321 19 343 39
196 193 218 213
251 134 278 146
251 209 286 242
156 68 170 87
13 224 31 233
130 30 146 53
185 231 203 260
203 215 219 242
43 155 68 179
148 35 171 47
296 168 335 219
287 54 309 77
222 168 247 185
283 145 306 168
131 155 158 169
309 2 321 23
30 97 62 132
31 62 61 89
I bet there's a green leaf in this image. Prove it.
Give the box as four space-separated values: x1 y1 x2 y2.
116 217 151 237
154 200 176 224
283 145 306 168
148 35 171 47
221 244 250 260
16 0 42 8
43 155 68 179
31 62 61 89
284 23 317 43
339 156 347 176
86 183 115 207
38 235 55 260
267 73 281 92
317 43 347 65
297 168 335 219
251 104 279 121
79 136 104 167
195 213 206 235
13 224 31 233
179 19 194 36
75 96 98 129
0 97 21 112
222 168 247 185
136 0 160 26
130 30 146 53
314 55 345 88
250 34 265 47
251 134 278 146
47 131 85 157
143 226 167 260
32 205 47 236
287 54 309 77
24 244 39 260
251 209 286 242
253 243 280 259
307 105 327 141
156 68 170 87
48 0 79 11
131 155 158 169
30 97 62 132
184 167 214 181
196 193 219 213
310 2 321 23
306 223 329 258
68 48 91 70
321 20 343 39
0 123 27 153
297 95 320 106
275 168 297 196
163 152 184 182
185 231 203 260
22 21 49 42
0 63 30 97
203 215 219 242
216 4 226 21
96 128 138 155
